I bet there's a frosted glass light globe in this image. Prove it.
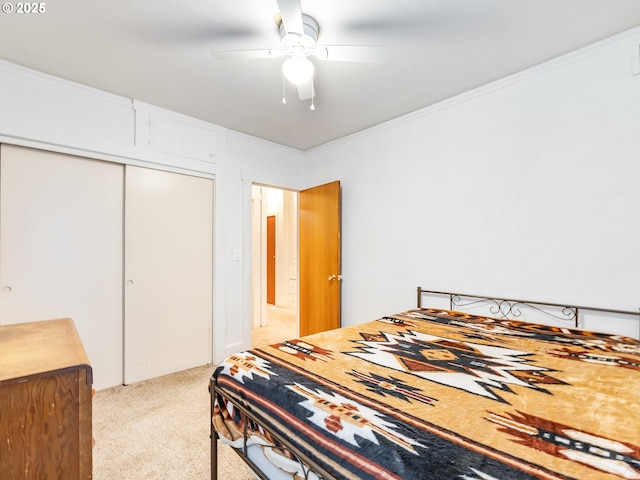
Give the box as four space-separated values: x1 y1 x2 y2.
282 56 314 85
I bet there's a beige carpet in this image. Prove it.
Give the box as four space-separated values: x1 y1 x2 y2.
93 306 297 479
93 364 254 480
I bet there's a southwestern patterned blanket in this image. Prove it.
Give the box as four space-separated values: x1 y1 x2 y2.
212 308 640 480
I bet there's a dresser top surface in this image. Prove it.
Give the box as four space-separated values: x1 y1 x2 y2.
0 318 91 383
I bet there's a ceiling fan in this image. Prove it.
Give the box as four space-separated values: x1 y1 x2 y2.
212 0 387 107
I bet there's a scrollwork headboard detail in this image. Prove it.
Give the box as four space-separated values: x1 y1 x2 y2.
417 287 640 338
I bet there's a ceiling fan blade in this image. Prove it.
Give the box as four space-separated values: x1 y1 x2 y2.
316 45 387 63
297 79 314 100
212 49 285 61
276 0 304 35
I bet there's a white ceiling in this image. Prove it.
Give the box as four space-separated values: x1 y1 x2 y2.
1 1 639 150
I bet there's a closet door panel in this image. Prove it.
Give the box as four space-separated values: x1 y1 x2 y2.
124 166 213 384
0 144 124 389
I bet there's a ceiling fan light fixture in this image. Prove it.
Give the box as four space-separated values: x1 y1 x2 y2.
282 56 314 85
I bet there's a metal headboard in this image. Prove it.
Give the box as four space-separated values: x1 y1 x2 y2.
417 287 640 338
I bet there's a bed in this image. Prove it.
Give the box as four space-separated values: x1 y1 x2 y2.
210 288 640 480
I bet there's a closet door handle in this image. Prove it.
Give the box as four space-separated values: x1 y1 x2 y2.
126 280 134 287
2 286 12 294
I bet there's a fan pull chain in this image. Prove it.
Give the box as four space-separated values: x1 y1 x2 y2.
310 94 315 111
282 74 287 104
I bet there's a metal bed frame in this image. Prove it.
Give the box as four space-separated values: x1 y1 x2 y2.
210 385 336 480
417 287 640 338
210 287 640 480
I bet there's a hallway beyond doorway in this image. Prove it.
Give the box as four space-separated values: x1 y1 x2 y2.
252 305 297 348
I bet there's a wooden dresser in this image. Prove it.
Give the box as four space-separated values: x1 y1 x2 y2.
0 318 93 479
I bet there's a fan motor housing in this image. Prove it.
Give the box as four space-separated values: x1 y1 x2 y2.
279 14 319 56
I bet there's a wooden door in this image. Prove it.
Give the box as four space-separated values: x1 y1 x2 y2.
124 166 213 384
0 144 124 390
266 215 276 305
299 181 341 336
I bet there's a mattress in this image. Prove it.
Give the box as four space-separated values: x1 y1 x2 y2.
212 307 640 480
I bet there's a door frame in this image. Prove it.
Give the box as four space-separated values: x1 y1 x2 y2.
247 178 341 345
250 183 299 333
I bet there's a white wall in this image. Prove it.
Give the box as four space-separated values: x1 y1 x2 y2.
282 189 299 309
221 132 304 358
304 28 640 337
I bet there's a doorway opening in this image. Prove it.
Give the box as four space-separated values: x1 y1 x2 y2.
251 185 299 347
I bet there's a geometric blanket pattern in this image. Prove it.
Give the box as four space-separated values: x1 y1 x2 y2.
212 308 640 480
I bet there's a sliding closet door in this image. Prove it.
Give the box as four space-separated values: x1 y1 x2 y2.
0 144 124 389
124 166 213 384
